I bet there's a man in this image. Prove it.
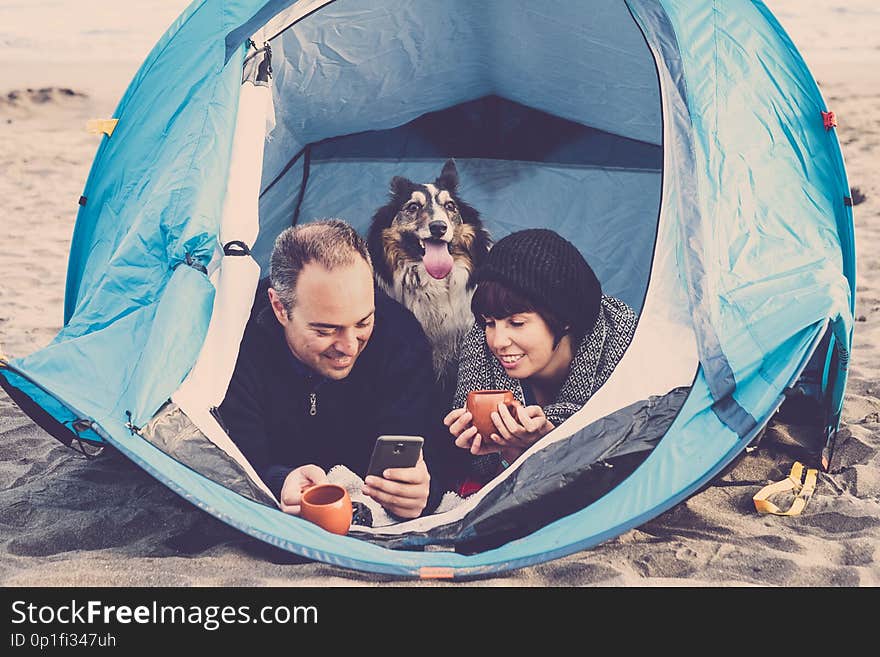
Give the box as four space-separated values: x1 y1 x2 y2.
219 219 451 519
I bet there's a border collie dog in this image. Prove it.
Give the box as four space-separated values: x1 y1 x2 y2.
367 160 492 391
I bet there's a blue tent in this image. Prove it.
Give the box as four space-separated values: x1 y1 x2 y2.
0 0 855 578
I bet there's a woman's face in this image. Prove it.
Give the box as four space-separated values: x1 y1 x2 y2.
482 312 558 380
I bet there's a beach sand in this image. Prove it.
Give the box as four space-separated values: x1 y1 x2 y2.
1 1 878 586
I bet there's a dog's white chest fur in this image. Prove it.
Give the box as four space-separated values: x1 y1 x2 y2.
378 261 474 381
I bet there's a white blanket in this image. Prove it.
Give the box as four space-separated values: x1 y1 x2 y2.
326 465 466 528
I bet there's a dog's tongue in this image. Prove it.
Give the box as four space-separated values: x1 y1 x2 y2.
423 240 454 279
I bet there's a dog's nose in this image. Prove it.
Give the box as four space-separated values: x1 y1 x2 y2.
429 221 447 238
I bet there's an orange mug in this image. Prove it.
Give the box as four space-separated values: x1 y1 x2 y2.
466 389 521 441
300 483 353 535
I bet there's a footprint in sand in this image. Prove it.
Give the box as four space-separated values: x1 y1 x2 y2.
841 540 876 566
531 560 621 585
633 546 701 578
725 553 800 585
799 511 880 537
753 533 802 553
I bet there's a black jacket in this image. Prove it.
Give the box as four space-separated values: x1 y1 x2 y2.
218 279 457 513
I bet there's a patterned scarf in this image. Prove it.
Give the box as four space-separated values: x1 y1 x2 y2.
451 295 638 482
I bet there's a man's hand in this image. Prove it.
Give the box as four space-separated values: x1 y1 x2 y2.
363 455 430 519
279 464 328 515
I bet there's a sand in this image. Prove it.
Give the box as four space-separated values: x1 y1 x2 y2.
1 1 878 587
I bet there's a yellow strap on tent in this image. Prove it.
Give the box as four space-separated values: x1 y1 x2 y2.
753 461 818 516
86 118 119 137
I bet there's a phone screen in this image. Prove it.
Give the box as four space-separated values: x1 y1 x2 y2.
367 435 423 477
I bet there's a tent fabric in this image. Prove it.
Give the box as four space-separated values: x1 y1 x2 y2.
262 0 662 154
357 387 692 552
0 0 855 577
275 158 661 313
141 401 277 507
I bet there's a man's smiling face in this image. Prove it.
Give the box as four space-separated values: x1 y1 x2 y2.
269 258 375 380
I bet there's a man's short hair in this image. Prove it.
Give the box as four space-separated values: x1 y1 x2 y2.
269 219 372 314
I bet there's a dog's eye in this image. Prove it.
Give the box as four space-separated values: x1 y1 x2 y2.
405 202 421 213
444 201 457 213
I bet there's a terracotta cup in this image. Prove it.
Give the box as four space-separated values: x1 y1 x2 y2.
466 389 521 440
300 484 353 535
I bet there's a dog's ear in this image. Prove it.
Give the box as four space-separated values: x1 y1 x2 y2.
436 159 459 192
390 176 414 198
366 204 396 285
457 198 480 225
369 202 399 232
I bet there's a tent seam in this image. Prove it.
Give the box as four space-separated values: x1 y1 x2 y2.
712 1 720 138
165 49 234 266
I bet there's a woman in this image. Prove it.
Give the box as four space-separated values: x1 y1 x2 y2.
443 228 638 490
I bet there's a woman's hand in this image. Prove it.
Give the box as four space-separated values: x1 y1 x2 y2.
443 407 501 456
279 464 328 515
487 403 555 461
363 455 430 519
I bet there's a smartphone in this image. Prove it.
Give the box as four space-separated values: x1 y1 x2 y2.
367 435 424 478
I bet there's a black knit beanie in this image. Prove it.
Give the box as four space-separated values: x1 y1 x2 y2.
474 229 602 337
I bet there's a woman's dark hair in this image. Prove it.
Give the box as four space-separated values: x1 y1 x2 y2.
471 279 571 346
